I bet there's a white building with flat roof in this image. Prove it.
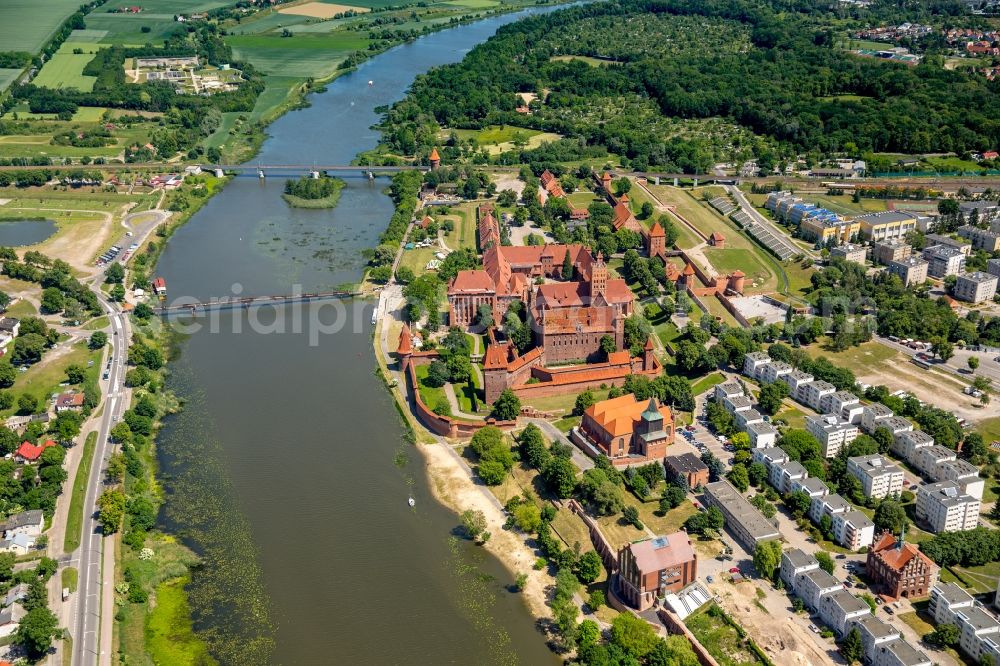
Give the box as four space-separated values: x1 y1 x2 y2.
933 459 984 500
770 460 808 494
785 370 814 396
781 548 819 589
811 492 852 524
820 391 860 416
735 408 764 430
715 382 745 401
746 421 778 449
807 414 860 458
753 447 789 469
799 380 836 411
891 430 934 461
760 361 793 384
916 481 980 533
792 477 829 499
955 271 998 304
862 403 894 433
834 510 875 551
742 352 771 379
848 454 904 499
913 445 957 477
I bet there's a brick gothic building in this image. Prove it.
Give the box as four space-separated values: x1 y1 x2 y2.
617 532 697 611
578 394 674 466
866 532 938 600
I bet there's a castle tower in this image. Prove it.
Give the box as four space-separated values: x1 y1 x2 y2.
727 270 745 294
601 171 612 193
591 252 608 299
643 336 655 371
647 220 666 258
396 324 413 370
429 147 441 171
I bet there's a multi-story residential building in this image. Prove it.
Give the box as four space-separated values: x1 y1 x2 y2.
958 225 1000 252
956 606 1000 662
925 233 972 256
616 532 698 611
796 567 843 610
780 548 819 589
934 459 984 500
753 446 789 469
873 239 913 265
715 382 745 401
852 615 901 658
887 257 930 287
857 211 918 241
929 582 975 625
848 455 904 499
922 244 966 278
735 408 764 431
759 361 793 384
913 212 939 233
954 271 998 304
703 481 781 551
792 477 829 499
869 638 932 666
988 257 1000 279
915 481 980 533
742 352 771 379
807 415 860 458
959 200 1000 226
820 391 860 416
799 380 836 411
811 492 852 524
842 401 866 425
819 589 872 636
879 416 915 439
746 421 778 449
830 243 868 264
834 510 876 551
891 429 934 461
913 445 957 477
785 370 814 397
664 453 709 489
862 403 894 433
770 460 808 494
722 394 753 414
867 532 938 600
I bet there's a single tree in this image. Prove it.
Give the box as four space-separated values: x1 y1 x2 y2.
492 389 521 421
969 356 980 372
840 627 864 664
460 509 487 541
753 540 782 580
815 551 835 575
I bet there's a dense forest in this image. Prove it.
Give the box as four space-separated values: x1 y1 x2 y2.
380 0 1000 172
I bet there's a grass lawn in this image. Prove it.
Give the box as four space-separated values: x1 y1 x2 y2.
703 295 741 327
397 245 439 277
414 363 448 413
977 416 1000 445
800 339 898 375
6 299 37 319
552 415 580 433
775 405 807 430
0 342 100 419
703 248 770 284
449 125 560 155
64 432 97 553
686 605 767 666
522 388 611 415
62 566 78 593
82 316 109 331
456 372 484 414
691 372 726 396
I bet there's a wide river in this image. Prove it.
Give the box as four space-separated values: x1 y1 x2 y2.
154 5 568 665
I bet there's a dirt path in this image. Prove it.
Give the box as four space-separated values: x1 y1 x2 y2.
10 205 122 272
417 441 552 621
857 362 986 424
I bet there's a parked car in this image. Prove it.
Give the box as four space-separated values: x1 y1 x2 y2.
729 567 739 574
706 575 714 583
808 624 819 634
884 607 894 615
836 554 846 560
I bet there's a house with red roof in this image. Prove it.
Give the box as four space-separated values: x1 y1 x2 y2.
55 392 84 412
983 150 999 160
15 440 56 463
709 231 726 248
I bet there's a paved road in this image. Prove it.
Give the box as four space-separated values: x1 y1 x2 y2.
72 304 129 666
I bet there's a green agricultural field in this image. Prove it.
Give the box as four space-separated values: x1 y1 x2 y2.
247 76 302 123
32 43 102 92
0 0 84 53
445 0 498 7
65 29 109 43
83 14 187 46
227 32 370 78
0 70 21 94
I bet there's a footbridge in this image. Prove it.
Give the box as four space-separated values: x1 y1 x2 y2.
153 290 359 316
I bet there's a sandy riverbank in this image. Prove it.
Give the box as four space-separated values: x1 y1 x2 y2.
415 439 554 621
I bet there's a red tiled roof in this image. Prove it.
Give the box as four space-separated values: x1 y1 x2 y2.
870 532 933 573
508 346 543 372
649 221 665 238
585 394 672 438
16 440 56 462
449 270 495 294
56 393 84 408
397 324 412 354
984 151 999 159
682 262 695 276
429 148 440 161
483 342 510 369
603 279 633 304
710 231 726 242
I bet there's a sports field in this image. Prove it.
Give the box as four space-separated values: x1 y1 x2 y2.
32 43 102 92
0 0 84 53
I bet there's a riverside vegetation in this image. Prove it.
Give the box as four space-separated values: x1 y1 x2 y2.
282 175 346 209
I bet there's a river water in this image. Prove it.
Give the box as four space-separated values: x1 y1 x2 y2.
154 7 567 665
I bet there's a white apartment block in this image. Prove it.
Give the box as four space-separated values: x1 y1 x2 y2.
810 492 852 524
930 583 1000 665
915 481 980 533
933 459 984 500
879 416 914 438
746 421 778 449
869 639 932 666
735 408 764 430
842 402 865 425
954 271 999 304
715 382 745 401
792 477 829 499
848 455 904 499
913 445 957 477
930 582 975 625
820 589 872 636
785 370 814 396
760 361 793 384
852 615 901 658
891 429 934 461
752 446 789 469
795 567 842 610
780 548 819 590
799 380 836 411
820 390 860 416
834 510 875 551
861 403 894 433
742 352 771 379
723 394 753 414
807 414 860 458
770 460 808 495
922 244 966 278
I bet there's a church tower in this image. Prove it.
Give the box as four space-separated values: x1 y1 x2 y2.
591 252 608 299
